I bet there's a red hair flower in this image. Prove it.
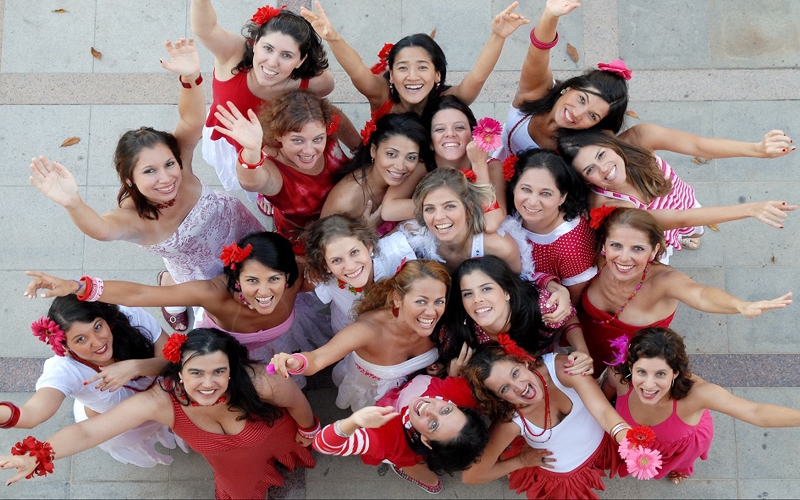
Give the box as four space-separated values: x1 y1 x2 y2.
251 4 286 25
370 43 394 75
31 316 66 357
597 59 632 81
472 117 503 153
393 257 408 277
461 168 477 183
502 154 518 182
589 204 617 230
627 425 657 449
220 242 253 270
162 333 188 364
497 333 534 361
326 114 340 136
360 119 377 146
11 436 55 479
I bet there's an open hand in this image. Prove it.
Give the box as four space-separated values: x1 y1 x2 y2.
518 446 555 469
0 454 37 486
213 101 263 152
301 1 341 42
739 292 792 318
24 271 80 299
29 156 81 208
160 38 201 77
545 0 582 18
491 2 531 38
746 200 797 228
351 406 400 429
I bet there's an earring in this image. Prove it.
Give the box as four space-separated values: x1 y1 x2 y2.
178 378 184 385
370 156 374 163
463 317 467 326
560 88 567 95
671 377 676 387
392 305 399 317
600 250 606 256
126 181 133 187
284 283 289 288
434 81 440 90
234 282 241 291
389 83 395 97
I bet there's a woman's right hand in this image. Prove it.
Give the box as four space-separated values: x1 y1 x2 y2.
0 454 37 486
300 1 341 42
212 101 264 152
447 342 475 377
268 353 301 379
350 406 400 429
745 201 797 228
518 446 555 469
24 271 80 299
159 37 201 77
29 156 82 209
545 0 582 18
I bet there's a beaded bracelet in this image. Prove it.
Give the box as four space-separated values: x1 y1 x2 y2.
0 401 21 429
238 149 267 170
10 436 55 478
287 353 308 375
333 419 352 438
530 27 559 50
297 416 322 440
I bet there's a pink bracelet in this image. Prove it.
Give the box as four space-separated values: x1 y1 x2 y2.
296 416 321 440
530 28 559 50
86 277 104 302
287 353 308 375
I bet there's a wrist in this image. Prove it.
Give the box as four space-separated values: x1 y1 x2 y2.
179 73 203 88
238 149 267 170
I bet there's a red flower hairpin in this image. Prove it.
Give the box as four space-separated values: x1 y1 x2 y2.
251 4 286 25
370 43 394 75
604 335 629 367
360 119 377 146
472 117 502 153
31 317 66 357
220 242 253 270
589 204 617 230
327 114 340 136
461 169 477 183
597 59 632 81
393 257 408 277
497 333 533 361
502 154 518 182
162 333 188 364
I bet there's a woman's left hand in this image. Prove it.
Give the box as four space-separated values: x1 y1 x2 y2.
563 351 593 376
212 101 263 152
159 38 201 77
757 130 795 158
738 292 792 318
491 2 531 38
447 342 475 377
24 271 79 299
83 360 141 392
0 454 37 486
542 285 571 325
745 200 797 228
294 431 313 447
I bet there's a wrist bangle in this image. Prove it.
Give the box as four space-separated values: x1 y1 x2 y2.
610 422 632 440
530 28 559 50
333 419 352 438
179 74 203 88
76 277 104 302
287 353 308 375
0 402 21 429
10 436 55 478
75 276 92 301
238 148 267 170
482 200 500 213
562 323 582 335
297 416 321 440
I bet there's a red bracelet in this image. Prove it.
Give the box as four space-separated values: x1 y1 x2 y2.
179 74 203 88
530 28 559 50
75 276 92 301
0 401 21 429
563 323 582 335
482 200 500 213
297 415 322 440
11 437 55 479
238 149 267 170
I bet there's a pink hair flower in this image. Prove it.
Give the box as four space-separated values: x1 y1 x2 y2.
597 59 632 81
472 117 503 153
625 447 662 480
31 316 67 357
604 335 629 366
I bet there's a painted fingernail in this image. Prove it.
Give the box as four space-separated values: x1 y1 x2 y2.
783 148 787 152
564 369 568 373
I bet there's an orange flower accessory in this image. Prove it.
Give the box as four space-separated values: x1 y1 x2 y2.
502 154 518 182
627 425 657 449
220 242 253 270
251 4 286 25
589 204 617 230
360 119 377 146
461 168 477 183
162 333 188 364
370 43 394 75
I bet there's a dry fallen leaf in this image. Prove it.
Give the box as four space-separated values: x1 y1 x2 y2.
61 137 80 147
771 254 776 264
52 8 67 13
430 28 437 39
707 223 719 231
91 47 102 60
566 43 579 63
626 110 639 119
691 156 710 165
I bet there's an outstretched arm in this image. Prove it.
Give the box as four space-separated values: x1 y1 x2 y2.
446 2 530 106
693 377 800 428
268 322 371 378
0 389 65 430
190 0 245 67
649 200 797 230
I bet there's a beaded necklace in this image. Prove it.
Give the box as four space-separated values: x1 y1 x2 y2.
190 396 227 407
336 278 363 295
516 368 552 442
155 197 176 211
593 264 649 325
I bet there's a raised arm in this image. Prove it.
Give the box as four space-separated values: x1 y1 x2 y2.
301 1 389 108
561 359 630 443
513 0 581 107
445 2 530 106
190 0 246 67
161 38 205 170
268 322 372 378
619 123 796 160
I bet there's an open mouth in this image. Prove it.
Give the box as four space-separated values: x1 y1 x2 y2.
522 205 541 216
344 266 364 280
414 399 429 416
640 388 659 400
473 306 492 318
94 344 109 355
416 317 435 329
405 84 424 92
254 295 275 309
386 169 407 180
614 263 635 273
155 182 176 195
604 166 617 182
297 154 316 164
520 383 536 400
564 108 575 125
434 223 454 234
441 142 461 149
261 66 279 78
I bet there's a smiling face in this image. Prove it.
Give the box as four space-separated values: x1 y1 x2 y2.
422 186 469 244
631 356 675 405
393 277 447 337
603 225 659 282
130 143 182 205
389 46 441 106
180 350 230 406
459 270 511 336
323 236 374 289
571 144 628 189
251 31 307 87
237 259 289 314
278 120 327 171
512 167 567 231
371 134 421 186
484 360 544 407
431 108 472 165
407 397 467 448
553 87 611 129
64 317 114 367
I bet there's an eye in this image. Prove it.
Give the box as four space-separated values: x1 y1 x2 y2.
440 406 452 415
633 246 645 252
75 336 86 344
445 203 457 210
433 127 444 133
166 160 176 167
386 151 397 158
540 191 551 197
609 242 622 249
584 166 594 175
350 249 360 256
419 65 428 70
455 125 466 131
246 277 258 283
329 257 341 265
461 290 473 298
429 420 438 431
598 151 605 159
313 136 325 143
512 368 519 379
416 299 427 305
282 52 293 59
434 298 445 306
406 154 419 162
94 322 102 331
521 186 531 193
268 276 282 282
481 286 492 293
143 168 155 174
292 138 303 144
590 113 598 121
579 95 586 104
263 45 273 52
423 206 434 213
499 385 508 395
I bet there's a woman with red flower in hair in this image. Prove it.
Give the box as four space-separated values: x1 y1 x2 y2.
0 328 317 499
25 232 333 377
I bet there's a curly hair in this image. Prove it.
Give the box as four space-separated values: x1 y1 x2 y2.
114 127 183 221
412 167 495 237
304 214 379 284
612 327 695 400
506 148 588 221
236 9 328 80
407 406 488 475
258 90 333 149
159 328 283 423
355 259 450 315
596 207 667 262
222 231 299 296
47 295 154 361
557 129 671 204
519 69 629 134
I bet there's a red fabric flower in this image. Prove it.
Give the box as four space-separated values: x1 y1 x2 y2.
251 4 286 25
31 316 66 357
370 43 394 75
502 154 518 182
394 257 408 277
360 120 377 146
162 333 188 364
11 436 55 479
497 333 533 361
219 242 253 270
461 168 477 183
589 204 617 230
472 117 503 153
627 425 657 449
597 59 632 81
327 114 340 136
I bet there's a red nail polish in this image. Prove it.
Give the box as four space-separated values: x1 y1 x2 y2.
83 381 88 385
564 370 568 373
780 226 784 229
783 148 787 152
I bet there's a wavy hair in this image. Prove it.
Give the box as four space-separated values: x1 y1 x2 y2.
413 167 495 237
355 259 450 315
596 207 667 261
258 90 333 149
304 214 379 284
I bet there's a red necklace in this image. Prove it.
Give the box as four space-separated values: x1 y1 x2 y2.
337 278 363 295
155 197 176 210
516 368 552 442
593 264 649 325
69 353 157 393
190 396 227 407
